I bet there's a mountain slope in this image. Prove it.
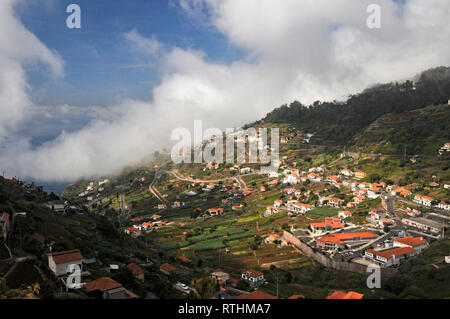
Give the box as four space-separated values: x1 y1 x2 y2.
260 67 450 145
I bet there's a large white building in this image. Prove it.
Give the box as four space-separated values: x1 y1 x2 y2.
394 236 429 253
364 247 416 267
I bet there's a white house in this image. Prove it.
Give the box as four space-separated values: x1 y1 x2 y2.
288 202 314 214
364 247 416 267
338 210 352 219
268 171 280 178
241 270 264 286
340 169 353 177
394 236 429 253
273 200 282 208
282 175 298 184
45 200 68 213
48 249 83 277
438 201 450 211
414 194 433 207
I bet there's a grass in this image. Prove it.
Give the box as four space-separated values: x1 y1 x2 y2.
307 207 340 217
188 228 246 243
194 239 226 251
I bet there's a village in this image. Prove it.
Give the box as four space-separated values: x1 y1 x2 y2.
1 132 449 299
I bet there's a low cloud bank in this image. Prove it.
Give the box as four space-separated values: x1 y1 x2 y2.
1 0 450 182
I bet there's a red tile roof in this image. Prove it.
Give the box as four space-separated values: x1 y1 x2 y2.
160 263 176 272
394 236 427 247
177 256 192 263
127 263 144 276
365 247 415 259
327 290 364 299
415 194 433 201
51 249 83 264
318 232 377 244
236 290 276 299
242 269 263 277
288 294 305 299
84 277 122 292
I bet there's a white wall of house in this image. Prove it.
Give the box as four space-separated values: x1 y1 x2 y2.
48 257 82 277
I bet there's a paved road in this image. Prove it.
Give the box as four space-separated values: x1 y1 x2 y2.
166 169 253 191
149 169 169 205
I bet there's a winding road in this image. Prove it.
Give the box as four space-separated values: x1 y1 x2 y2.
149 169 169 205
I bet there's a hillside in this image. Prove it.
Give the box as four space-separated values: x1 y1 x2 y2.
260 67 450 145
349 104 450 156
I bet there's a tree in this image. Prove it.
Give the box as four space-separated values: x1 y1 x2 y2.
236 280 250 291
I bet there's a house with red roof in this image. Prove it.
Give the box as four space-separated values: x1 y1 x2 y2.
394 236 428 253
160 263 177 275
354 171 367 180
310 222 344 235
206 208 224 216
353 195 367 204
326 290 364 299
378 218 394 228
338 210 352 219
177 256 192 264
288 294 305 299
265 233 281 244
438 201 450 211
127 263 145 280
48 249 83 277
241 269 265 286
84 277 138 299
364 247 416 267
319 196 344 208
414 194 433 207
290 202 314 214
273 200 282 208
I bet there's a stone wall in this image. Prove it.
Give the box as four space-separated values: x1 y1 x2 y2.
283 231 397 276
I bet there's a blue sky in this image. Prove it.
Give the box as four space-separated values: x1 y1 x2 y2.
18 0 242 107
2 0 449 182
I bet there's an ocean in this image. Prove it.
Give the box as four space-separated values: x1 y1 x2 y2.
33 181 71 195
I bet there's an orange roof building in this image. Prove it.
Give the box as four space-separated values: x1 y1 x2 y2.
326 290 364 299
288 294 306 299
177 255 192 263
127 263 144 278
84 277 138 299
48 249 83 277
160 263 177 274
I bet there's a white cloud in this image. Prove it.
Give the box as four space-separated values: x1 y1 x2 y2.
1 0 450 182
0 0 63 139
125 29 163 56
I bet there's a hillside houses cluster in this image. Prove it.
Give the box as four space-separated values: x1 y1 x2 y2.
45 248 142 298
124 214 168 237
